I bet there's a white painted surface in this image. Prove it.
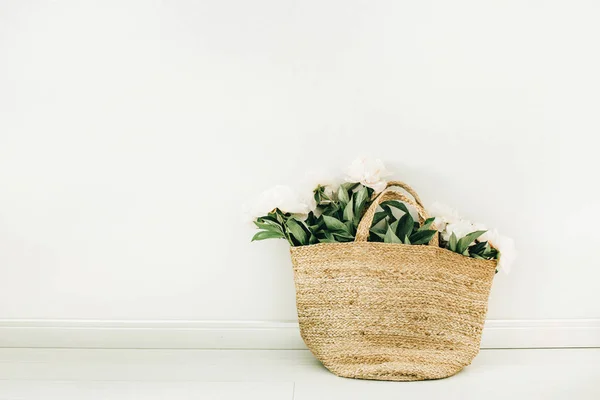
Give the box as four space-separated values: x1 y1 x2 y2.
0 0 599 330
0 319 598 349
0 349 598 399
0 382 292 400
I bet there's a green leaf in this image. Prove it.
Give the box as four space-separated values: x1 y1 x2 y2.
318 232 336 243
343 197 354 222
353 187 369 221
337 186 350 206
308 215 324 232
369 232 384 242
313 185 333 204
419 217 436 231
344 220 354 232
333 232 354 242
389 218 399 233
380 204 394 218
404 234 411 244
456 230 487 254
322 215 350 234
286 218 308 245
370 229 386 240
370 220 389 239
313 189 322 204
371 211 388 227
483 245 500 259
469 241 488 256
395 212 414 240
251 230 285 241
380 200 410 215
409 229 437 245
309 234 318 245
258 214 279 223
340 182 359 192
449 232 458 252
253 220 282 232
379 205 400 225
321 203 340 216
270 209 286 224
383 225 403 244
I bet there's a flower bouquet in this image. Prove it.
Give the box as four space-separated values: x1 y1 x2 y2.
249 158 516 381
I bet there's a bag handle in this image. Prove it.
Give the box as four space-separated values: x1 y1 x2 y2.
383 180 425 209
355 185 438 246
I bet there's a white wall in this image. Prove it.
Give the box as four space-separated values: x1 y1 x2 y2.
0 0 598 326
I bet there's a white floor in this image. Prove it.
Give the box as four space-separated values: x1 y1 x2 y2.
0 348 598 399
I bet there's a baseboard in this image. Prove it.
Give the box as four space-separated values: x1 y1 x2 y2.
0 319 598 349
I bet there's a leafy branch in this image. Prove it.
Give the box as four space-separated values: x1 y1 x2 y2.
252 183 437 247
251 183 500 264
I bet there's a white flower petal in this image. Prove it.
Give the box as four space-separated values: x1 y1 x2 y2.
300 171 339 195
433 217 447 233
479 228 499 245
368 180 388 193
249 185 314 220
428 202 462 225
445 219 477 240
427 203 516 269
345 157 392 192
495 235 517 274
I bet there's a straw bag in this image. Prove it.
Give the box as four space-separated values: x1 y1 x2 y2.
289 181 497 381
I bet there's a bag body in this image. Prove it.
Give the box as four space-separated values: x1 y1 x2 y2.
289 182 497 381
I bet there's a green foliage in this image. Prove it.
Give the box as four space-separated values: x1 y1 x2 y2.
251 182 501 263
468 240 499 259
384 225 402 244
322 214 349 233
353 187 369 224
442 230 500 261
410 229 438 245
448 232 458 252
337 185 350 206
251 183 375 246
255 183 434 247
456 230 486 255
253 183 487 258
419 217 436 231
251 210 293 245
286 218 308 246
251 230 285 241
372 211 388 226
369 199 437 245
380 200 410 215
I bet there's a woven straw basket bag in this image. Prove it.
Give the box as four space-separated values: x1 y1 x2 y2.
290 181 497 381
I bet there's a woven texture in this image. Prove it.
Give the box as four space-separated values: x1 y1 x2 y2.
289 182 497 381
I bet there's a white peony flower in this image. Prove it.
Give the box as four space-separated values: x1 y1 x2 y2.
300 171 339 201
427 202 516 272
442 219 478 242
480 228 517 274
478 228 499 245
496 236 517 274
428 202 462 232
345 157 392 193
247 185 314 221
471 222 488 231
